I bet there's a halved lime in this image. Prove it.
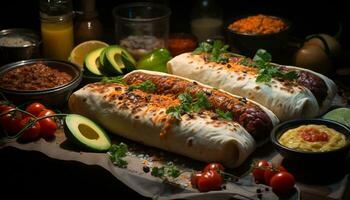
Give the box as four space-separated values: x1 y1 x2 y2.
322 107 350 127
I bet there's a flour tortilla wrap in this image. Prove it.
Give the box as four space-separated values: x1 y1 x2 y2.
167 53 337 121
69 70 278 168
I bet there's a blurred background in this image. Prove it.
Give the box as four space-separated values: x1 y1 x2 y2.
0 0 348 48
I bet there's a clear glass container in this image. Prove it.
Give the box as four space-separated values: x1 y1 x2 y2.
112 2 171 60
190 0 223 42
40 0 74 60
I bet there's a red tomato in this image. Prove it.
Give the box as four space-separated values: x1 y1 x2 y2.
0 103 14 113
203 163 225 173
38 109 56 117
191 172 203 188
270 171 295 193
18 117 41 142
197 170 223 192
264 165 286 185
25 103 46 117
38 117 57 139
0 111 22 136
252 160 270 184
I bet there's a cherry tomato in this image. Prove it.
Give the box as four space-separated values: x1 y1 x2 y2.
191 172 203 188
270 171 295 194
38 109 56 117
38 117 57 139
25 103 46 117
0 103 14 113
197 170 223 192
203 163 225 173
252 160 270 184
264 165 286 186
18 117 41 142
0 111 22 136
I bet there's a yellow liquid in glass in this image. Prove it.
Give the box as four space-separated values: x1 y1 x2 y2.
41 21 74 60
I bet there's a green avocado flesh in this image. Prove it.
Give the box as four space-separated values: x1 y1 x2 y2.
84 47 106 76
64 114 111 152
103 45 136 75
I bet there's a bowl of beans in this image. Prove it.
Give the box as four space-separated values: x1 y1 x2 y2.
226 14 291 58
0 59 82 107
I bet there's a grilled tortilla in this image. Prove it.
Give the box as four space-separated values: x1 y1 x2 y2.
167 53 337 121
69 70 279 168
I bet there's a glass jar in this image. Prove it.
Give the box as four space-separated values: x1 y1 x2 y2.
112 2 171 60
40 0 74 60
74 0 103 44
190 0 223 42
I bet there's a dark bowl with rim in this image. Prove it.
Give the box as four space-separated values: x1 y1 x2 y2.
226 14 291 58
271 118 350 165
0 59 82 107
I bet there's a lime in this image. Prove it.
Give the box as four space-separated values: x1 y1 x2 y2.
322 107 350 127
69 40 109 69
136 48 172 73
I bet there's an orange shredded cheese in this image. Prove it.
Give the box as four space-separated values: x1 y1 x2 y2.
228 14 287 35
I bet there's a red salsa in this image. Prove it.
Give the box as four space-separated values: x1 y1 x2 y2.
0 62 72 90
299 128 329 142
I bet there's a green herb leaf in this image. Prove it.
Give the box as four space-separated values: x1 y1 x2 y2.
178 93 192 104
193 40 229 63
151 166 165 177
192 91 211 112
215 109 233 120
166 165 181 178
109 143 128 168
151 164 181 179
193 42 213 54
283 71 299 80
166 106 183 120
253 49 272 63
101 76 124 84
128 80 156 93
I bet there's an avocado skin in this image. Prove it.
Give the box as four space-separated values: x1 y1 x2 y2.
63 115 111 153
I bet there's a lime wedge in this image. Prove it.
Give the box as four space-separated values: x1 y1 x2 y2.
322 108 350 127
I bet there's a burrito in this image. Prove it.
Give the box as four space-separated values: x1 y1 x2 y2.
69 70 279 168
167 52 337 121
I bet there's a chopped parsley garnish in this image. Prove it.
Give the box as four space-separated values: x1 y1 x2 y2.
128 80 156 93
109 143 128 168
151 164 181 178
193 40 230 63
166 91 211 120
101 76 125 84
215 109 233 120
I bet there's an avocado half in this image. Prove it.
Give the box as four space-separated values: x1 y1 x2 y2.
64 114 111 152
84 47 106 76
103 45 136 75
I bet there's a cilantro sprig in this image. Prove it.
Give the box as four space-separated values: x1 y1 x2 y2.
166 91 211 120
109 143 128 168
128 80 156 93
240 49 298 83
151 164 181 179
215 109 233 120
193 40 230 63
